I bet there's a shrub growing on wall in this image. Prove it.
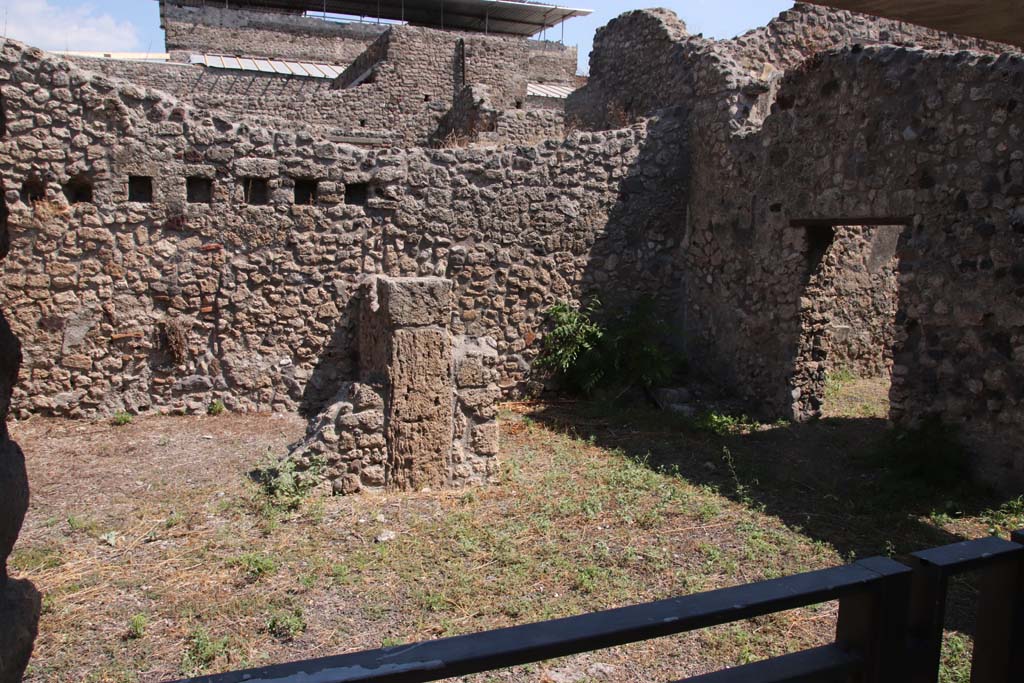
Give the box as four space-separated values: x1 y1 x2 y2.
535 298 684 397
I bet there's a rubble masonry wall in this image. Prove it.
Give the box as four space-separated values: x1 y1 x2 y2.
0 39 685 420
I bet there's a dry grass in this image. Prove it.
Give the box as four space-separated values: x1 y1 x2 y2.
7 379 1017 682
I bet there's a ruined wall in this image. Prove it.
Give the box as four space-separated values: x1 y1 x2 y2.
527 42 578 84
0 39 672 420
69 24 562 145
68 27 457 145
822 227 900 378
160 0 386 64
562 4 1024 487
566 2 1013 130
436 84 566 146
683 46 1024 485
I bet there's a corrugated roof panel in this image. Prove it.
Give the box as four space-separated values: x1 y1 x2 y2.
527 83 575 99
199 0 593 36
190 53 347 79
269 60 291 75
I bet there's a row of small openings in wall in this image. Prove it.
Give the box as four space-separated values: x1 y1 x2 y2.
20 174 372 207
19 174 93 205
181 176 372 206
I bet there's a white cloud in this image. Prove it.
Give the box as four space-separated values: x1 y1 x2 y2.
0 0 140 52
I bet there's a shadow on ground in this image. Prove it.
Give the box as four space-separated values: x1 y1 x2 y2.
524 400 1018 636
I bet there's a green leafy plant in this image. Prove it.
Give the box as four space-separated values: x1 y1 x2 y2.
207 399 226 417
535 298 685 397
265 609 306 640
253 454 324 512
126 614 148 640
182 626 230 673
534 300 606 394
232 552 278 581
112 411 133 426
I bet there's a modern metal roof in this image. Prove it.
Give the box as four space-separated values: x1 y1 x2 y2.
202 0 592 36
189 53 344 78
809 0 1022 48
526 82 574 98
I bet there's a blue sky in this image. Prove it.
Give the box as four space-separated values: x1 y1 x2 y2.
0 0 794 73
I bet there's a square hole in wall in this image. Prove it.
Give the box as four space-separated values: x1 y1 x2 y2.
63 175 93 204
242 177 270 206
128 176 153 203
344 182 369 206
294 178 318 206
20 176 45 204
187 177 213 204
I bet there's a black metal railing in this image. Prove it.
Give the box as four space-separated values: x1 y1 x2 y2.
171 531 1024 683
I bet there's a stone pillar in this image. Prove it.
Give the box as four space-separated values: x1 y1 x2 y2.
0 309 40 682
288 276 500 495
365 277 454 491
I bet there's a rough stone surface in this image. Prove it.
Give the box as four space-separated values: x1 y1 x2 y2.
0 38 661 418
72 10 577 145
287 277 498 493
563 3 1024 488
161 0 388 65
3 0 1024 495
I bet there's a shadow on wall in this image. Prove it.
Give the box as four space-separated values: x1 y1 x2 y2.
299 293 362 417
575 112 692 352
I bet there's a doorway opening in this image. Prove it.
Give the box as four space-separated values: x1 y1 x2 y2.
790 218 907 420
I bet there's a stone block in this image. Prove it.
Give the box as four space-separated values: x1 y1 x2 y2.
389 328 452 423
231 158 280 178
471 421 499 456
458 386 501 420
377 277 452 327
388 417 452 491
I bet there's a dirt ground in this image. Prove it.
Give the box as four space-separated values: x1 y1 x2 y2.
7 377 1019 682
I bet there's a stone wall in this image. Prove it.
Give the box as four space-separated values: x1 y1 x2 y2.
69 23 567 146
0 39 671 420
560 3 1024 488
0 112 39 681
436 85 565 146
566 2 1013 131
160 0 387 64
527 41 578 84
68 27 458 145
285 276 499 494
820 226 900 378
682 46 1024 485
